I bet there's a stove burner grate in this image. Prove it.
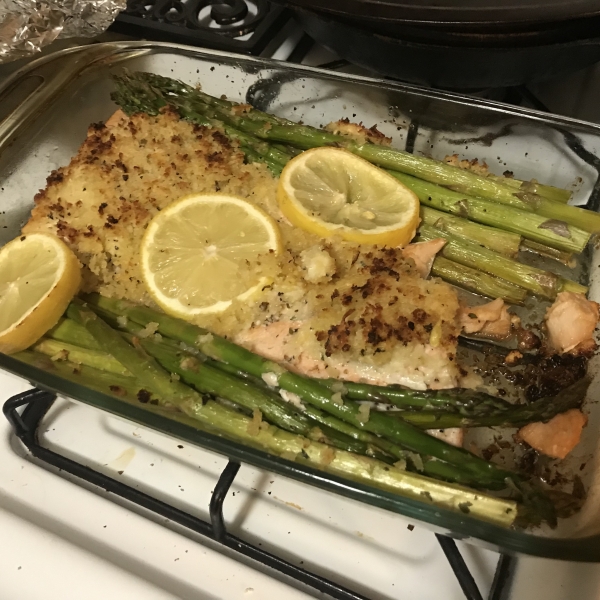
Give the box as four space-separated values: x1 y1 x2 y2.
110 0 290 55
3 388 514 600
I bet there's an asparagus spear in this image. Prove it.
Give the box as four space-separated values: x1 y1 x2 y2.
396 173 590 254
135 72 599 234
33 338 130 375
421 206 521 257
431 257 529 304
84 294 536 490
441 158 571 204
86 294 517 422
520 239 575 268
488 175 571 204
13 350 518 526
108 73 580 229
388 379 587 429
120 71 295 127
40 319 494 476
85 312 495 483
48 316 509 421
66 304 374 453
125 73 567 207
44 314 518 488
419 224 586 299
40 319 520 452
56 313 388 455
66 301 206 408
318 379 513 414
48 318 100 350
129 333 364 443
239 143 283 176
129 333 584 430
15 349 158 401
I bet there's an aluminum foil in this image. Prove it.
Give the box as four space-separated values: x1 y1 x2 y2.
0 0 126 63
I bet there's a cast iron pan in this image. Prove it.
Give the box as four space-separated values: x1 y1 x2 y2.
293 7 600 89
278 0 600 30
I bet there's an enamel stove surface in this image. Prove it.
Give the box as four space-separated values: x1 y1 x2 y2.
0 371 502 600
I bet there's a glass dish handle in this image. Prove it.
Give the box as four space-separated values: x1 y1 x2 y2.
0 43 130 153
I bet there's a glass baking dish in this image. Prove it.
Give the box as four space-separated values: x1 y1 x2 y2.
1 40 600 560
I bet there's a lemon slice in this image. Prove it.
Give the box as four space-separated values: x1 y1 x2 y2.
277 147 420 247
141 193 281 317
0 233 81 354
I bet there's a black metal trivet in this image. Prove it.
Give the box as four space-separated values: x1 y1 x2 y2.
3 389 514 600
110 0 290 55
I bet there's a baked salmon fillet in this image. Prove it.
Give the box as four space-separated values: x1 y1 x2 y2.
23 108 463 391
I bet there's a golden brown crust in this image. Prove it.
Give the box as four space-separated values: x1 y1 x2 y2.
314 248 458 359
23 108 260 302
23 109 461 389
324 118 392 146
443 153 490 176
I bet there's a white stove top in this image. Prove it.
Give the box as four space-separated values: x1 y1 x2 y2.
3 22 600 600
0 371 500 600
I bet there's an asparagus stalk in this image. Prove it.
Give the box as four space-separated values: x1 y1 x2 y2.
396 173 590 254
42 319 523 481
82 294 512 420
270 363 585 430
520 239 576 268
142 72 600 233
260 117 600 233
560 279 590 294
191 355 411 461
15 349 158 401
387 378 587 429
63 306 370 453
88 312 493 483
442 159 571 204
419 224 586 299
488 175 571 204
33 338 130 375
128 333 363 443
14 350 517 526
421 206 521 257
84 295 536 490
318 379 513 415
239 143 283 176
123 71 295 127
66 301 206 408
48 318 100 349
431 257 529 304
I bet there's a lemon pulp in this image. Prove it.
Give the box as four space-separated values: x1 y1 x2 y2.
141 193 281 317
277 147 420 247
